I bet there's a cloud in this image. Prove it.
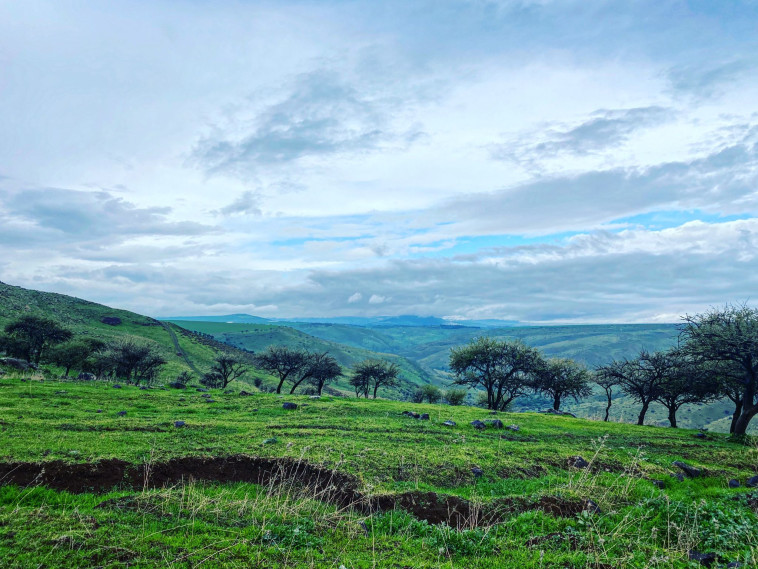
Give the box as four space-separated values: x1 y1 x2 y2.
368 294 386 304
668 59 758 100
191 68 425 178
214 191 262 216
491 106 675 165
347 292 363 303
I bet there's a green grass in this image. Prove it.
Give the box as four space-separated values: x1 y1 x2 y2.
1 376 757 567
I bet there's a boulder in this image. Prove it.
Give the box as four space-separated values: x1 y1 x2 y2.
728 479 740 488
485 419 504 429
442 420 456 426
205 399 216 403
96 409 103 413
694 432 707 439
117 411 127 416
470 420 486 430
568 456 590 469
506 424 520 431
650 479 665 489
282 402 298 410
419 413 430 420
673 461 702 478
174 421 186 428
584 499 602 514
112 384 122 389
746 475 758 488
201 393 212 398
139 386 148 390
239 390 252 396
77 372 96 381
471 467 484 478
688 550 717 567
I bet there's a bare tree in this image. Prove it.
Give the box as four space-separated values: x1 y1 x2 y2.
534 358 592 411
203 354 248 389
252 346 309 394
350 359 400 399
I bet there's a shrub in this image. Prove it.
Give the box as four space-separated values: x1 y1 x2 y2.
444 388 466 406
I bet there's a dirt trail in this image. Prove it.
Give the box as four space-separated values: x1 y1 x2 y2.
156 320 200 375
0 455 592 527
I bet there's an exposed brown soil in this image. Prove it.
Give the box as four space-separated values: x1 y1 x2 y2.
0 455 598 528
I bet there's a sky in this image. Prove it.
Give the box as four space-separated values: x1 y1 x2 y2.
1 0 758 323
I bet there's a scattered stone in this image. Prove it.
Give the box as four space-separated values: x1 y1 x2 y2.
178 398 185 402
650 479 665 489
54 390 68 395
205 399 216 403
309 395 321 399
671 472 685 482
506 424 520 431
196 388 209 392
239 390 252 396
282 402 298 410
262 437 278 445
726 562 744 568
201 393 212 398
728 479 740 488
470 420 486 430
419 413 430 420
117 411 127 417
167 382 186 389
252 408 259 412
694 432 707 439
77 372 95 381
139 386 148 390
442 420 456 427
568 456 590 469
673 460 702 478
174 421 186 428
688 550 717 567
471 467 483 478
96 409 103 413
112 384 122 389
485 419 504 429
746 475 758 488
583 499 602 514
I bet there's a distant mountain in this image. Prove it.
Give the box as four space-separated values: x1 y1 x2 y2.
163 314 271 324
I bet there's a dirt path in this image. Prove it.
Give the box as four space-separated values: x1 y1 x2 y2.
156 320 201 375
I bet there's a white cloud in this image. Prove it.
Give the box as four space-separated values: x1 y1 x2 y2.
348 292 363 303
368 294 387 304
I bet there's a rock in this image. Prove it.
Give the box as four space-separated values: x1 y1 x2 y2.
239 390 252 396
252 408 258 412
205 399 216 403
584 499 602 514
112 384 122 389
470 420 486 430
139 386 148 390
671 472 685 482
442 420 456 426
309 395 321 399
688 550 717 567
54 390 68 395
471 467 484 478
196 388 209 392
569 456 590 469
694 432 707 439
174 421 186 428
673 461 702 478
507 424 520 431
650 479 665 489
117 411 127 416
77 372 96 381
728 479 740 488
96 409 103 413
419 413 430 420
726 562 744 568
485 419 504 429
100 316 122 326
282 402 298 410
262 437 278 445
167 382 186 389
746 475 758 488
543 408 576 417
178 398 185 401
201 393 212 398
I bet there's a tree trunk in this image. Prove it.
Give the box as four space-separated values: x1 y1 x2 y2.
317 382 324 396
733 404 758 436
604 390 612 422
730 399 743 434
373 384 379 399
276 378 285 394
637 401 650 426
667 406 678 428
553 393 561 411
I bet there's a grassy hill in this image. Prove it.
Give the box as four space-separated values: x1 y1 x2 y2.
0 281 245 382
0 377 755 568
167 320 437 397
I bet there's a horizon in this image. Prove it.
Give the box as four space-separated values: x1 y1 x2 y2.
2 2 758 322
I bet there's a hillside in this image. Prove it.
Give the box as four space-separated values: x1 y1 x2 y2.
166 320 437 397
0 281 243 381
0 378 755 568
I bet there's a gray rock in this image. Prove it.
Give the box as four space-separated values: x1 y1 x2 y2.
485 419 504 429
419 413 430 420
174 421 186 427
117 411 127 416
688 550 717 567
728 479 740 488
506 424 520 431
673 460 702 478
196 388 209 392
569 456 589 469
470 420 486 430
282 402 298 410
442 420 456 426
471 467 484 478
205 399 216 403
112 384 122 389
694 432 707 439
650 479 665 489
55 390 68 395
584 499 602 514
96 409 103 413
239 390 252 396
201 393 212 398
671 472 685 482
139 386 148 390
746 475 758 488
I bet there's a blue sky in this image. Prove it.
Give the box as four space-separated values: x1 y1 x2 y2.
1 0 758 323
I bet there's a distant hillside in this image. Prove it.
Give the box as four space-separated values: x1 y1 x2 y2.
160 314 271 324
0 281 246 381
166 320 437 397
